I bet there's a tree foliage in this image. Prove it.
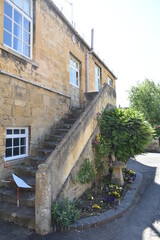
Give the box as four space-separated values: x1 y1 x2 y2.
99 108 154 163
128 79 160 138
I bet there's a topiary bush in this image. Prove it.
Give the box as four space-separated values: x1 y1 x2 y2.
98 108 154 163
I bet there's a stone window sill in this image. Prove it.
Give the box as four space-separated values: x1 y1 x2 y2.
0 44 39 68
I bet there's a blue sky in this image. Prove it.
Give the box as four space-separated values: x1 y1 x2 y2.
53 0 160 107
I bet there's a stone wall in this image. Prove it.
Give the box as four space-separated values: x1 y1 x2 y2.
0 0 117 178
0 74 70 179
0 0 116 95
48 84 115 202
58 126 99 201
35 84 116 233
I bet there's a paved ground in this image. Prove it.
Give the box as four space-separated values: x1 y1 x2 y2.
0 153 160 240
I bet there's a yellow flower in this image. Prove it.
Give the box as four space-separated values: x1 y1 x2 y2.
88 195 94 200
92 204 101 209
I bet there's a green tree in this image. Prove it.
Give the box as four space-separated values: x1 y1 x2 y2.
98 108 154 163
128 79 160 139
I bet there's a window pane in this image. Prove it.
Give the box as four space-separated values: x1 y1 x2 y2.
6 138 12 148
23 30 30 44
4 16 12 32
76 78 79 86
14 9 22 26
13 37 22 53
7 129 12 135
24 18 30 32
14 23 22 39
13 0 23 9
21 146 26 154
23 43 30 57
73 61 76 68
14 138 19 146
73 71 76 84
3 30 12 47
21 129 25 134
24 0 30 16
6 148 12 158
76 63 78 69
70 67 72 83
76 71 78 78
13 147 19 156
4 1 12 18
21 137 26 145
14 129 19 134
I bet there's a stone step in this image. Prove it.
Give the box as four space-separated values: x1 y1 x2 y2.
47 128 70 139
63 118 76 124
54 128 69 134
50 133 65 141
65 113 80 119
36 148 54 156
0 188 35 207
0 201 35 229
23 156 45 166
15 166 37 178
41 140 59 149
63 123 73 129
69 108 84 116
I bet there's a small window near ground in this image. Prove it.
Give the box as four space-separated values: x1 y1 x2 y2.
70 56 80 87
3 0 32 58
108 77 113 87
5 127 28 161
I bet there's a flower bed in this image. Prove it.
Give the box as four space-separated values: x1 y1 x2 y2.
76 168 136 218
52 168 136 231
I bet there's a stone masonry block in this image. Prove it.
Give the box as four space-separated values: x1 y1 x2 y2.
12 86 29 101
13 106 24 117
15 99 26 107
30 92 43 107
4 98 13 105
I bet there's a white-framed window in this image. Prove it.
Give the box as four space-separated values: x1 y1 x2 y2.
95 65 101 91
3 0 33 58
69 56 80 88
5 127 29 161
108 77 113 87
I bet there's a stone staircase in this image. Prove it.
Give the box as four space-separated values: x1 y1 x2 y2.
0 108 84 229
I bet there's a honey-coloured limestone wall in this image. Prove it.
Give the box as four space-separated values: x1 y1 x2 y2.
35 84 116 234
0 0 117 178
0 74 70 180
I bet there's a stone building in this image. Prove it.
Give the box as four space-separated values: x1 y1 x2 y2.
0 0 117 234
